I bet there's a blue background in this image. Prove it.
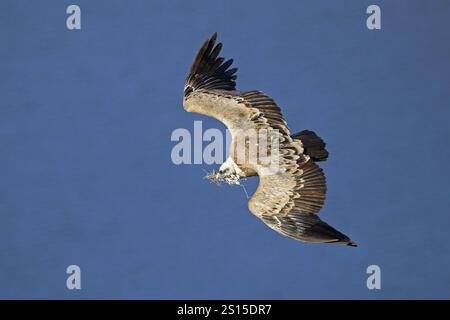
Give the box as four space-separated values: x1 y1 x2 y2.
1 0 449 299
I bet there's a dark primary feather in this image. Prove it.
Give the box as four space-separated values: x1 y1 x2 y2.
262 212 357 246
184 33 238 97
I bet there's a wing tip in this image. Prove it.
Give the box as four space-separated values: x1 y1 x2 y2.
185 32 237 97
347 240 358 247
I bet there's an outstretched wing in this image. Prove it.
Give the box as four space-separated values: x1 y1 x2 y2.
249 159 354 245
182 33 297 150
183 33 355 246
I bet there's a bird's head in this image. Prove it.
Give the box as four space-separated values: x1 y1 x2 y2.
218 160 236 178
204 158 245 186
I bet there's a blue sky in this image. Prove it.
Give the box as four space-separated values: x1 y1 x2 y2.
0 0 449 299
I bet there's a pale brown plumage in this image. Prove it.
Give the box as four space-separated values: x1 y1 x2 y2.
183 33 356 246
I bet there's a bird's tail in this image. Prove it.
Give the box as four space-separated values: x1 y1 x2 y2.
291 130 329 162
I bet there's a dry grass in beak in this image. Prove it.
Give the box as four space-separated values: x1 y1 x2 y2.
202 169 249 199
203 169 244 186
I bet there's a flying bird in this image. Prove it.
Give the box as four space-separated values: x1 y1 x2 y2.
183 33 356 247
